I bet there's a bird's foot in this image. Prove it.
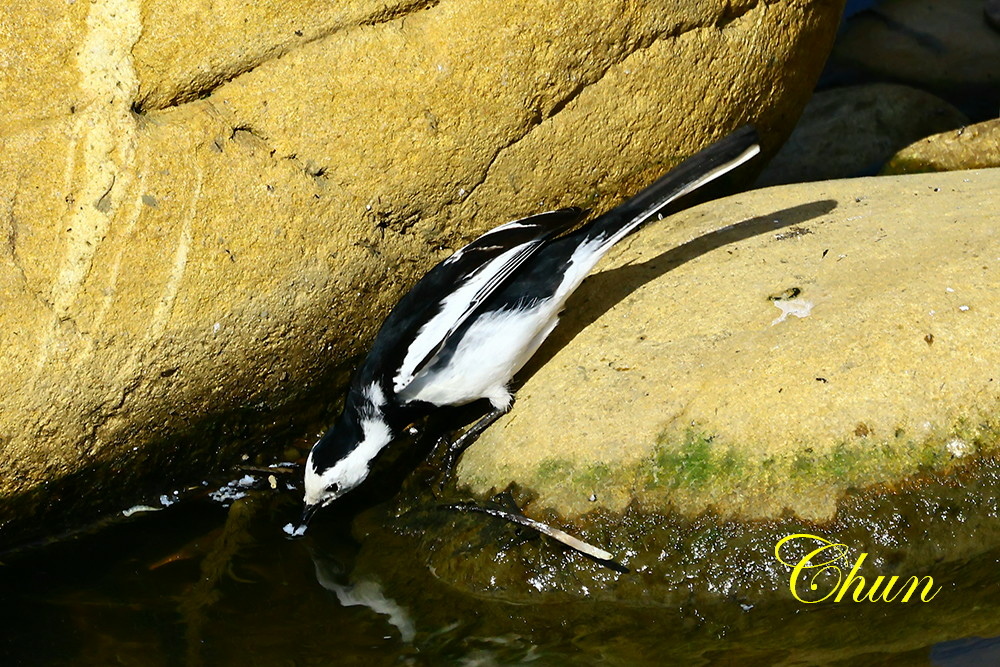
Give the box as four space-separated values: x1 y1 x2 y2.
432 405 510 491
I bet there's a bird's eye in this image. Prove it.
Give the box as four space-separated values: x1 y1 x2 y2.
322 484 341 507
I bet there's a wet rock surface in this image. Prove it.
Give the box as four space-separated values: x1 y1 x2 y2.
5 461 1000 664
380 457 1000 609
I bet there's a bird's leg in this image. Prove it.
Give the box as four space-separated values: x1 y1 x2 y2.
437 403 512 486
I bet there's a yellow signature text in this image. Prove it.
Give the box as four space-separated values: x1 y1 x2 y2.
775 533 941 603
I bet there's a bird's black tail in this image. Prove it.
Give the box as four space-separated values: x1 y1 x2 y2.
581 125 760 248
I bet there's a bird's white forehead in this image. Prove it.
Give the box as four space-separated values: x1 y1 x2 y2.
303 452 341 507
302 416 393 507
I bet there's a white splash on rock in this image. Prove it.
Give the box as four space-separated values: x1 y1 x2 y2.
771 298 814 326
947 438 971 458
122 504 161 517
282 522 307 537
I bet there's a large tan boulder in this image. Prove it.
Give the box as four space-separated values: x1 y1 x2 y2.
0 0 845 544
458 167 1000 523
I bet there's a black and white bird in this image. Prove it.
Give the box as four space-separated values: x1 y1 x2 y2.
300 126 760 525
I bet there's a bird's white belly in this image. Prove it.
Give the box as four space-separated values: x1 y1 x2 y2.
398 300 560 409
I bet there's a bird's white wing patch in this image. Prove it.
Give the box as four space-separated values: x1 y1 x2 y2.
393 242 539 393
363 381 385 408
397 303 558 409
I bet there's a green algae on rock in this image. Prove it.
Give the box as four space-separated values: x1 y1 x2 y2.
456 168 1000 523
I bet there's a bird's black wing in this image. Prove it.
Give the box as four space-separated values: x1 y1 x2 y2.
359 207 585 392
422 125 763 358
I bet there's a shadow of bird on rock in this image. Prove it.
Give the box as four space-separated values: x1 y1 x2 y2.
518 198 839 386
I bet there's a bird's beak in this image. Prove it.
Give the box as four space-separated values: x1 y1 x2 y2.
300 503 319 529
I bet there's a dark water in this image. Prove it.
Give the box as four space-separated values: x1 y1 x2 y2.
2 466 1000 667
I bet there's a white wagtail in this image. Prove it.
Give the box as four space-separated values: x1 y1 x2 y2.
299 126 761 526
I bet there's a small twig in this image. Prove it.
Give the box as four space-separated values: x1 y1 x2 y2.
442 502 628 572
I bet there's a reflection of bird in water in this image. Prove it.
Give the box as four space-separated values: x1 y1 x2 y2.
310 550 416 643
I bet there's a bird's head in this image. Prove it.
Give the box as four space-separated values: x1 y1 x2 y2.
299 412 394 528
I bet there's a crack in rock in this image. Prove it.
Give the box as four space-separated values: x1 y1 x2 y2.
138 0 442 112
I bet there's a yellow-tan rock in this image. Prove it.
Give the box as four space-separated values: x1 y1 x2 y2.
458 168 1000 523
883 119 1000 174
0 0 845 544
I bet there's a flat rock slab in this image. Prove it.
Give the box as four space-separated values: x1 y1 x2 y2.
458 168 1000 523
